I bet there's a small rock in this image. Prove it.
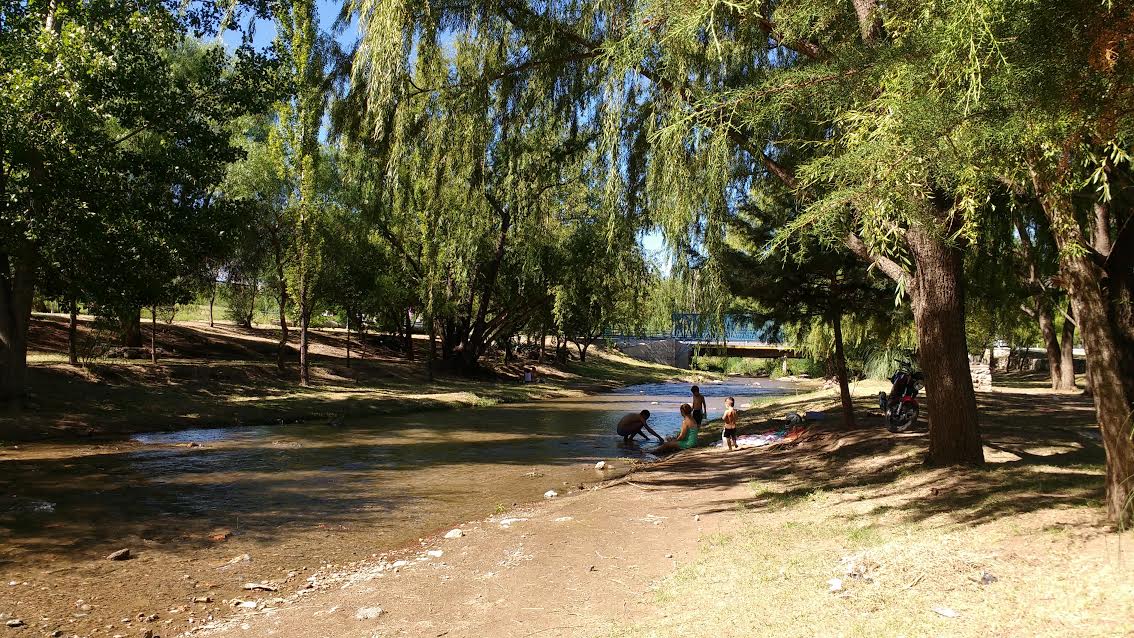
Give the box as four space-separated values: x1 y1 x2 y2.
235 601 256 609
443 529 464 539
391 560 407 568
588 565 596 572
107 548 131 561
79 604 92 612
5 619 23 628
594 461 606 470
665 553 673 559
426 550 443 558
827 578 843 592
932 606 958 618
6 581 16 586
209 531 232 542
192 596 212 603
980 571 998 585
544 490 558 499
220 553 251 567
354 607 383 620
694 515 701 522
49 631 63 637
242 583 277 592
141 630 153 638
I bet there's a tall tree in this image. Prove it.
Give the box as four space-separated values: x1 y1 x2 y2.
274 0 332 386
0 1 275 399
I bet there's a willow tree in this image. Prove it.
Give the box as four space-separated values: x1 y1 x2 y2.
273 0 332 386
341 0 620 372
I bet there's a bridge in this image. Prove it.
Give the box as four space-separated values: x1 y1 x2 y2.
606 313 797 368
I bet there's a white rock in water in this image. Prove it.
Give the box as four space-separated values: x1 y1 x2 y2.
444 528 464 539
354 607 384 620
544 490 558 499
426 550 443 558
594 461 606 470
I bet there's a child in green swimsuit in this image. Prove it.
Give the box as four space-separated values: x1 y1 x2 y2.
653 404 699 454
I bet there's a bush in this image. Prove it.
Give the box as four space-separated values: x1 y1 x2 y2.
771 357 826 379
691 355 777 376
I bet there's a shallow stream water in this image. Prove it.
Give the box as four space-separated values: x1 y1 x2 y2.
0 378 795 567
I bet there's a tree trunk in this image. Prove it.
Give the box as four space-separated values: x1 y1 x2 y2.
426 316 436 382
538 324 547 362
404 313 414 361
150 306 157 363
1034 170 1134 525
244 281 256 329
1036 301 1065 390
1061 250 1134 524
121 310 143 349
0 254 34 401
1058 302 1076 391
208 281 216 328
851 0 884 43
68 299 79 366
345 312 351 368
276 283 289 372
907 227 984 466
832 314 855 428
299 304 310 387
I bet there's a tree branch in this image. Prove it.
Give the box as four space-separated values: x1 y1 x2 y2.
845 233 906 283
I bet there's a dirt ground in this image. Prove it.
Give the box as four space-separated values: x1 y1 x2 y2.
58 384 1116 638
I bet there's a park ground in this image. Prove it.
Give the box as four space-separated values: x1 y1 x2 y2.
4 314 686 442
163 381 1129 638
2 318 1131 638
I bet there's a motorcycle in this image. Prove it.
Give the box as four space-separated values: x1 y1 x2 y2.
879 360 924 433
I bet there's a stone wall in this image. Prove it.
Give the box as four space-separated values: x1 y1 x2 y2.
613 338 692 369
970 361 993 392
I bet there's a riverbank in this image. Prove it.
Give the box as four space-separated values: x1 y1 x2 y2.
172 382 1128 638
3 316 700 442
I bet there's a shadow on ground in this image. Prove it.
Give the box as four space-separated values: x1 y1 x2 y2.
632 385 1105 530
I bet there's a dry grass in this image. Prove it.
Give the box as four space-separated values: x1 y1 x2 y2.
606 381 1134 638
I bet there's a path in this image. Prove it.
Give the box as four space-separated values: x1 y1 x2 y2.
190 452 744 638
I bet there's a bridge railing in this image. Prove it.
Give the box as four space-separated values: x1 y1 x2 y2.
671 313 784 344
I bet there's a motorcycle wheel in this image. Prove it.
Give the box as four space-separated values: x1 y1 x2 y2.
891 403 919 433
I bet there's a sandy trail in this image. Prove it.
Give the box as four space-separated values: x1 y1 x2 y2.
189 449 746 638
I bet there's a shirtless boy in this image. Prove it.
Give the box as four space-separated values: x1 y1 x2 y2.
690 385 707 425
616 410 663 443
722 397 738 450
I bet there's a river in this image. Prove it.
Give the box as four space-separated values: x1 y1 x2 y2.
0 378 795 635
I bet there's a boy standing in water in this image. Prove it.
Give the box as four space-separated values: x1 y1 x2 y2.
690 385 707 425
722 397 738 450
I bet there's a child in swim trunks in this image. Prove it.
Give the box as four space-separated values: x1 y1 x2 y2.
722 397 738 451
